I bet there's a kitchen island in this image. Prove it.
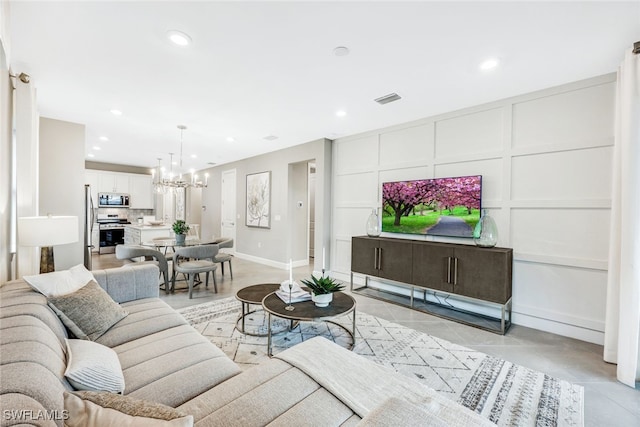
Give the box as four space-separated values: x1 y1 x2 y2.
124 224 173 245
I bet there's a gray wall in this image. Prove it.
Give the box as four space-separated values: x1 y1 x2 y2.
200 138 331 270
39 117 86 270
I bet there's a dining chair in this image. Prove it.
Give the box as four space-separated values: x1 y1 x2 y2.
172 244 219 299
115 245 170 293
212 237 234 278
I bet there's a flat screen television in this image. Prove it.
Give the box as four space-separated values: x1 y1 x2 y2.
381 175 482 238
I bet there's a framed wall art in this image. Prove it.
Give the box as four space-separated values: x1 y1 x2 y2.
246 171 271 228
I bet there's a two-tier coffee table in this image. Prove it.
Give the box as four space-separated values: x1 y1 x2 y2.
261 291 356 356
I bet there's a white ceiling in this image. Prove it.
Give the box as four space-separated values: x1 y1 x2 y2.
8 1 640 172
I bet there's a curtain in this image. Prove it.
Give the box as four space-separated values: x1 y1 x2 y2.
604 44 640 388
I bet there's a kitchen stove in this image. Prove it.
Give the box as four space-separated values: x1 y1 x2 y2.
97 214 130 254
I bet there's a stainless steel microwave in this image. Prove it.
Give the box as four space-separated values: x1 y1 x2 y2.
98 193 130 208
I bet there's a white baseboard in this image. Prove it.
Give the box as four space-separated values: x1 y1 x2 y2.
335 271 605 345
233 252 309 270
511 312 604 345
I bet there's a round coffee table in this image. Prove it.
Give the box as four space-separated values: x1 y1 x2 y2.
262 291 356 356
235 284 297 336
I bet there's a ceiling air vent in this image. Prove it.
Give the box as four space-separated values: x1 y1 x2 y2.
374 93 402 105
263 135 279 141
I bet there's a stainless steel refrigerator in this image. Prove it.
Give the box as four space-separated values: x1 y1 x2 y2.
84 184 95 270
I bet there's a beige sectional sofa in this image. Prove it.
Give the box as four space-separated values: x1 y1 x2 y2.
0 264 492 426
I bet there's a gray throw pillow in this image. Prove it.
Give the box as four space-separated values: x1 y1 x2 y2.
64 391 194 427
48 280 128 341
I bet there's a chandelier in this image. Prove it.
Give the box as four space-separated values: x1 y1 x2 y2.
153 125 208 192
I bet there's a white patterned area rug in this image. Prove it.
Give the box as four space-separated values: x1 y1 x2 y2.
177 297 584 427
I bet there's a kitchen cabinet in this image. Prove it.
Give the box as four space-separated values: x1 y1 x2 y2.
351 236 513 334
124 225 172 245
87 170 153 208
129 175 153 209
98 172 130 193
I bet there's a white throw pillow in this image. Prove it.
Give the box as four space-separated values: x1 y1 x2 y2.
65 339 125 394
24 264 96 297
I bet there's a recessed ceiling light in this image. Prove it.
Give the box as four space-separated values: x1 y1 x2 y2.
167 30 192 47
479 58 499 71
333 46 350 57
87 153 95 158
226 137 235 143
263 135 278 141
110 109 122 116
336 110 347 117
99 136 109 141
190 154 197 159
92 146 101 151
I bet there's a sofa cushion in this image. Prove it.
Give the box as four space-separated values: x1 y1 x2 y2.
92 264 160 303
95 298 188 348
93 297 240 407
0 280 69 346
64 391 193 427
65 339 125 393
179 358 357 427
115 324 241 407
24 264 95 297
48 280 128 341
0 315 71 425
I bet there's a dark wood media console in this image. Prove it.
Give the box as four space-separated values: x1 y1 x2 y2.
350 236 513 334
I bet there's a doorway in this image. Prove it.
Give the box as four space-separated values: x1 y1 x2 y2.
288 160 315 266
221 169 236 253
308 163 316 260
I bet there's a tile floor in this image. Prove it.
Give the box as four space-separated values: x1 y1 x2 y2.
92 253 639 426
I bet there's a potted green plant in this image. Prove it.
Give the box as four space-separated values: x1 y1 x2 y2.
300 275 345 307
172 220 190 245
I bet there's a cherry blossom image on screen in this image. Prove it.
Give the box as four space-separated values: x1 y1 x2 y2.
381 175 481 238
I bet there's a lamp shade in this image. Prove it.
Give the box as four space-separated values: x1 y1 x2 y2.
18 216 79 247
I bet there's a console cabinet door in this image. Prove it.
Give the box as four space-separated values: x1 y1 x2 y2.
378 239 413 283
453 246 512 303
351 237 379 276
412 243 454 293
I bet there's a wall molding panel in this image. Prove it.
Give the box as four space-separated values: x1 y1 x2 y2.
331 73 616 344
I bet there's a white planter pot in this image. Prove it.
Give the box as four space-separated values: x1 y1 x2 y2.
312 293 333 307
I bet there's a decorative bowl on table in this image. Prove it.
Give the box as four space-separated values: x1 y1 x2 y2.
148 220 164 226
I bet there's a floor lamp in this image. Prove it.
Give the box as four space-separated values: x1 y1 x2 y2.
18 215 79 274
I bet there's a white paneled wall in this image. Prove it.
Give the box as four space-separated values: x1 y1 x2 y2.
331 74 616 344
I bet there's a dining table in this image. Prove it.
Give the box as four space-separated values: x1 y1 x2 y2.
141 237 204 255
